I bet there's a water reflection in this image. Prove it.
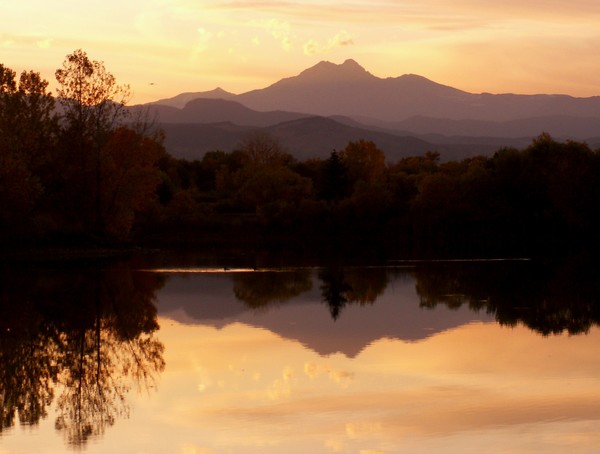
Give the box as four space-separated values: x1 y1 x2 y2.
232 269 313 309
161 258 600 337
414 257 600 335
319 267 388 319
3 254 600 452
0 261 165 447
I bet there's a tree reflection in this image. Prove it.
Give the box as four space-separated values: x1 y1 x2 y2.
232 270 312 309
414 256 600 335
319 267 388 320
318 267 351 320
0 300 56 432
231 266 390 320
0 261 165 447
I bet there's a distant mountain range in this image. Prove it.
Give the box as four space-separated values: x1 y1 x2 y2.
133 59 600 161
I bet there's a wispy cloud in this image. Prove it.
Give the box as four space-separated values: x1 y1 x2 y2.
249 18 294 51
303 30 353 55
36 38 52 49
189 26 214 61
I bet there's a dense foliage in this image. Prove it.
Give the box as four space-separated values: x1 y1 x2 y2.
2 52 600 256
149 133 600 256
0 51 165 245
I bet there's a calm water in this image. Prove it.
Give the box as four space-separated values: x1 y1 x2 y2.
1 255 600 453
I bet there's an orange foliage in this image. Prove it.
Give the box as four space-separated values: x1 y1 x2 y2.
99 127 163 238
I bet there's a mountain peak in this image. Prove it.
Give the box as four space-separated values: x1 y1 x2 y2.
152 87 236 109
341 58 362 69
295 59 375 83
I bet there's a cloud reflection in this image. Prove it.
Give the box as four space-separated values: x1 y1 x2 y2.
144 319 600 453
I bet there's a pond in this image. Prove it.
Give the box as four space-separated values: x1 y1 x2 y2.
1 254 600 453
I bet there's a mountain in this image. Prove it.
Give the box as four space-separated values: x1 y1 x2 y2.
133 98 443 160
135 97 310 126
144 59 600 160
263 116 435 161
236 59 476 120
234 59 600 122
150 87 237 109
157 113 441 161
160 122 254 159
138 99 540 161
357 114 600 139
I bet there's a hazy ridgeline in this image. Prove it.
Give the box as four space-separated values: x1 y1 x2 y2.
2 52 600 256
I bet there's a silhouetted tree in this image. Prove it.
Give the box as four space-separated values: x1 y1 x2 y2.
54 50 131 237
50 50 162 240
319 151 349 201
0 65 57 236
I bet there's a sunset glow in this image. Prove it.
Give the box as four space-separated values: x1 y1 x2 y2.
115 321 600 453
3 1 600 103
3 265 600 454
7 320 598 454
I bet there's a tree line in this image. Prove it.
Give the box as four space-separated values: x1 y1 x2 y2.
149 131 600 256
2 50 600 255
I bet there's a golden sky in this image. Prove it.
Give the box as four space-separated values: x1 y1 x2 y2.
2 1 600 104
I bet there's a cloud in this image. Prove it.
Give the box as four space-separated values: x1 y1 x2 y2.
36 38 52 49
259 18 294 51
329 30 354 47
303 361 354 386
190 26 214 61
303 39 319 56
196 27 213 48
0 33 43 49
280 36 292 51
0 38 16 48
303 30 354 55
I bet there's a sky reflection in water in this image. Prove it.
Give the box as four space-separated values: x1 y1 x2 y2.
2 262 600 453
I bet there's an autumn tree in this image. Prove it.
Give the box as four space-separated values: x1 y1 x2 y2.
234 132 312 220
0 65 57 236
338 139 386 189
53 50 162 239
238 131 290 168
55 49 130 145
54 50 129 236
334 140 393 232
97 127 165 238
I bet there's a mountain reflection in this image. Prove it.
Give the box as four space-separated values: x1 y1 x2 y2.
0 261 165 447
